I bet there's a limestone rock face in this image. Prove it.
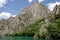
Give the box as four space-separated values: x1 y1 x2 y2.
53 5 60 15
53 5 60 19
0 2 51 35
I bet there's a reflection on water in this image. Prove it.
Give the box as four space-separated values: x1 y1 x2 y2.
0 36 60 40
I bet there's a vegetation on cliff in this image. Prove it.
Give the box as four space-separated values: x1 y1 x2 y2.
0 2 60 39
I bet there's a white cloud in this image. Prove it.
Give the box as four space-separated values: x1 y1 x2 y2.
28 0 33 3
47 2 60 11
28 0 44 3
0 12 16 20
38 0 44 3
0 0 8 8
12 15 16 17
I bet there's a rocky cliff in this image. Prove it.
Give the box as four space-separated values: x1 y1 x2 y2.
53 5 60 19
0 2 60 39
53 5 60 15
0 2 51 35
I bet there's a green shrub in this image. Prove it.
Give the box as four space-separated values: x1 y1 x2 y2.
47 18 60 38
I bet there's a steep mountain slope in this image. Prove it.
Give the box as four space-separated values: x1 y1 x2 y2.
48 5 60 39
15 2 52 37
17 2 51 29
53 5 60 19
53 5 60 15
0 2 51 36
1 2 60 39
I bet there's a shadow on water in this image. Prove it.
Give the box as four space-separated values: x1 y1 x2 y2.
0 36 60 40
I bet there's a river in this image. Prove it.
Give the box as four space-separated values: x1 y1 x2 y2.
0 36 60 40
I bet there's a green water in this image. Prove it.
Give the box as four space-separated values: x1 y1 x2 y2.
0 36 60 40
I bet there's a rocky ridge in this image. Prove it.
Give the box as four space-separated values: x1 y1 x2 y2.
0 2 60 39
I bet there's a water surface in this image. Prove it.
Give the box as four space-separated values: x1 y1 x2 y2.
0 36 60 40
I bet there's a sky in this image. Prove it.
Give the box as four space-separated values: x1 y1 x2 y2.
0 0 60 20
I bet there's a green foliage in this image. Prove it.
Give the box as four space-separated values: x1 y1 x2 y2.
47 18 60 38
18 19 44 36
55 14 60 19
0 27 2 30
5 19 44 36
5 31 17 36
